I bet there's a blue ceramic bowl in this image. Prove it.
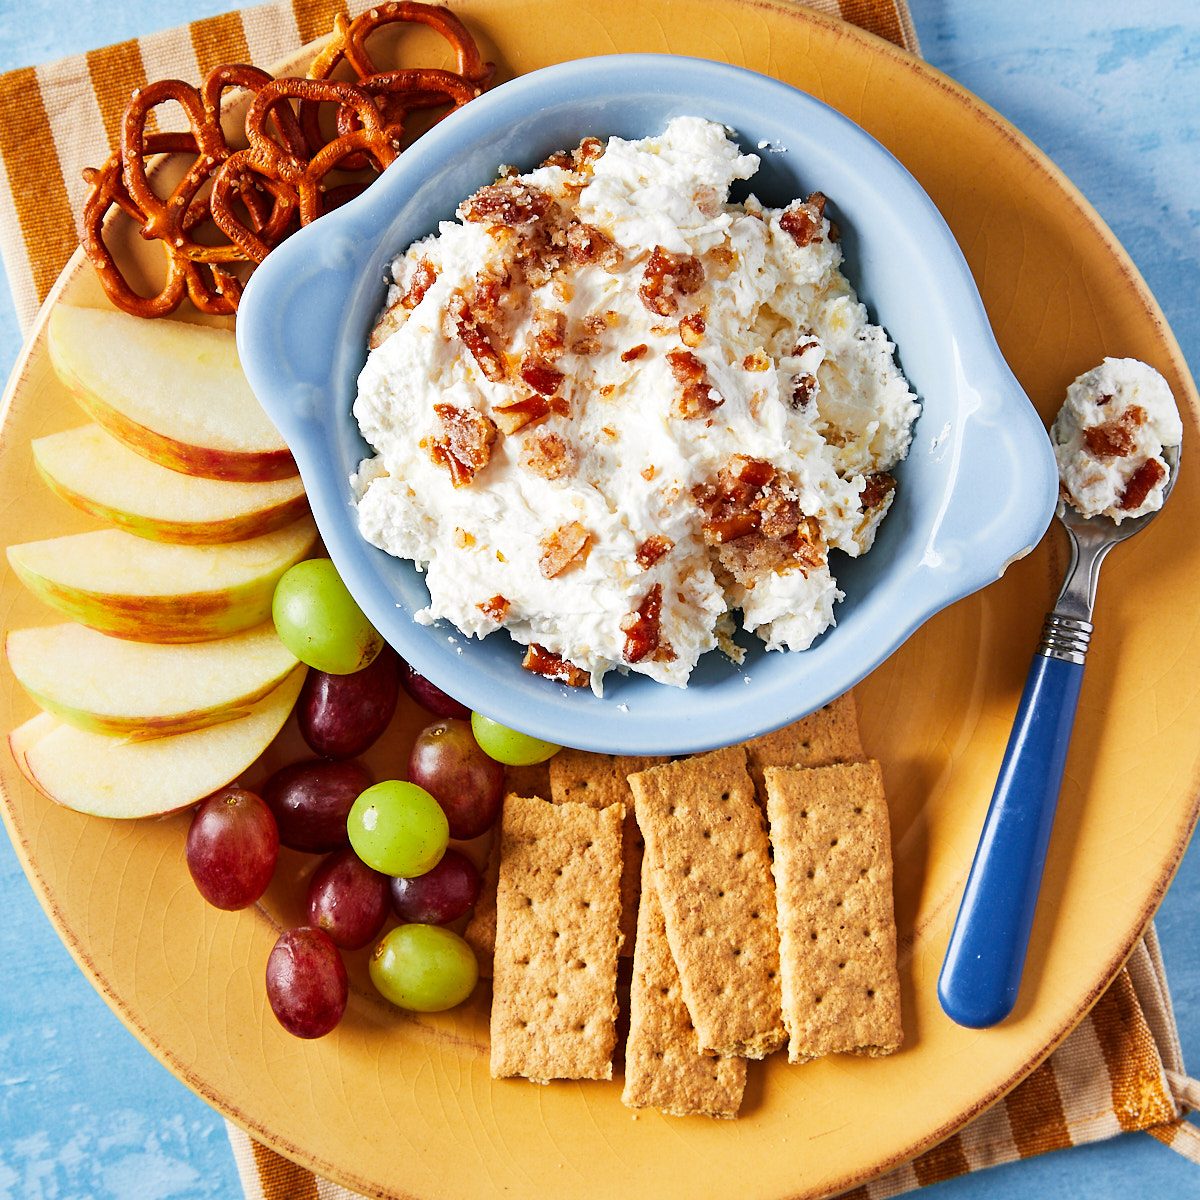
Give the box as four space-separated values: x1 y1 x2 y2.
237 54 1056 755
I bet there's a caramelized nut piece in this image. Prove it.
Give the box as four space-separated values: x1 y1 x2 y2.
621 583 665 663
1083 406 1145 459
792 373 818 408
478 594 511 622
522 643 589 687
539 521 591 578
401 259 438 310
519 355 564 396
639 247 705 316
570 313 607 356
493 393 567 435
428 403 498 487
635 535 674 569
522 431 577 480
461 179 552 227
667 348 722 418
859 472 897 514
679 311 706 348
1118 458 1166 510
621 343 649 362
566 221 622 269
779 192 829 248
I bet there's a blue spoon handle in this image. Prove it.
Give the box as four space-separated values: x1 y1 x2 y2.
938 628 1086 1028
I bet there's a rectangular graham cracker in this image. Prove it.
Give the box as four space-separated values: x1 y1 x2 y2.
629 747 785 1059
764 761 903 1062
550 750 668 956
490 795 624 1082
744 692 866 797
622 856 746 1118
464 764 551 976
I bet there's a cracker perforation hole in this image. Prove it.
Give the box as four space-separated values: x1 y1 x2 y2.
702 829 712 840
867 988 876 999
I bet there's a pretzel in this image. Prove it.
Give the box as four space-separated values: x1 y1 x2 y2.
78 2 492 318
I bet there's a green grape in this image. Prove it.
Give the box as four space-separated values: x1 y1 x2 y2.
272 558 383 675
347 781 448 877
369 924 478 1012
470 712 561 766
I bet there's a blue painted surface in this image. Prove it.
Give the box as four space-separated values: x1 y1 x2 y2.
0 1 1196 1197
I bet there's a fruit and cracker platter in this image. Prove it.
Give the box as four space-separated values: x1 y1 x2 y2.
3 2 905 1124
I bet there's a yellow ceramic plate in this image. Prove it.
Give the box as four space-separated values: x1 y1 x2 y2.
1 3 1198 1197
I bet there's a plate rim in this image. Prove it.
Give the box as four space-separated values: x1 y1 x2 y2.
0 2 1197 1197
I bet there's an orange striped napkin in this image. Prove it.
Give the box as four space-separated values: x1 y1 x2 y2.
0 2 1196 1198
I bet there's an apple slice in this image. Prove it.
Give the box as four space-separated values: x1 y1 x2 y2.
7 518 316 642
9 666 305 818
7 622 300 737
47 305 297 482
32 424 309 544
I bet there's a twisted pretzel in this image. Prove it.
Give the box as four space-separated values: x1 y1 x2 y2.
79 2 491 318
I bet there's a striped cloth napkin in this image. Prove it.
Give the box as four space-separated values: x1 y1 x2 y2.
0 1 1196 1197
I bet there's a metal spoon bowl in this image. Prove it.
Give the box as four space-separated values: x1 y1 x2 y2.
938 441 1181 1028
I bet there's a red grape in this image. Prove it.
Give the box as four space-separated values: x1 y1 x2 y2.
390 848 482 925
308 849 391 949
401 662 471 719
408 719 504 839
186 787 278 910
262 758 372 853
265 927 348 1039
299 646 400 759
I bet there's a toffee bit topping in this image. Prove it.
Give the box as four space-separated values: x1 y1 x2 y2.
567 220 623 269
539 520 591 578
460 178 552 227
1118 458 1166 510
859 471 897 514
694 456 781 544
742 351 770 371
679 311 706 348
621 343 649 362
779 192 829 248
478 594 511 622
639 246 705 316
400 259 437 310
493 392 568 435
791 373 818 408
519 355 564 396
449 277 506 382
1083 404 1146 459
621 583 665 663
428 403 497 487
540 149 574 170
571 313 608 356
666 348 722 418
522 430 577 480
573 136 604 172
635 535 674 569
716 518 826 586
531 307 567 360
522 643 589 687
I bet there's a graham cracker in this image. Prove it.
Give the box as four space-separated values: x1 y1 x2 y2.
550 750 668 955
504 760 552 800
744 692 865 797
629 746 785 1059
490 795 624 1082
622 855 746 1118
465 764 551 976
463 834 500 978
763 761 903 1062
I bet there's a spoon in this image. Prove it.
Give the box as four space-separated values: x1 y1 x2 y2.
937 441 1181 1028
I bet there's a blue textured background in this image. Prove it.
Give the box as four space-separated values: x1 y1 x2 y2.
0 2 1196 1197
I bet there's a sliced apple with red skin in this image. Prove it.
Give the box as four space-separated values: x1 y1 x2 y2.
7 622 300 737
7 518 317 642
9 666 306 819
47 305 297 482
32 424 309 544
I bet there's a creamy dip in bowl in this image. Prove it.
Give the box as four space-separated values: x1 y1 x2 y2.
237 54 1057 754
